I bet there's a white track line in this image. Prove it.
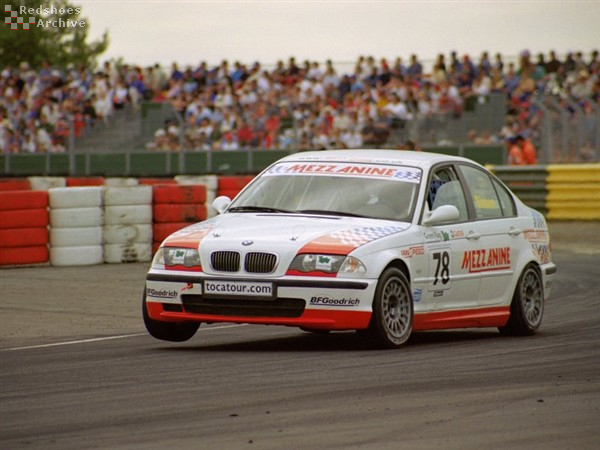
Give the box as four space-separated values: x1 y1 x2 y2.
1 324 246 352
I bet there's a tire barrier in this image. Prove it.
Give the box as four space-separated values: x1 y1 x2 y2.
48 187 104 266
66 177 105 187
0 178 30 191
217 175 254 198
216 175 254 216
546 164 600 220
28 176 66 190
139 178 177 185
103 186 153 263
0 190 49 266
104 177 139 187
175 175 217 217
153 184 207 204
152 183 209 251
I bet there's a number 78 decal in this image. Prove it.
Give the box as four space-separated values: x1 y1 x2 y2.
429 249 452 291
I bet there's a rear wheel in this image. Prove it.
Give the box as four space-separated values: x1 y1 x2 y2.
499 264 544 336
142 291 199 342
365 267 413 348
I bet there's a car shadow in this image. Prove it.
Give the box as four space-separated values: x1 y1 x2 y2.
153 328 503 353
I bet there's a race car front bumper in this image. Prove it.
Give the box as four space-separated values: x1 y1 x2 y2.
145 271 378 330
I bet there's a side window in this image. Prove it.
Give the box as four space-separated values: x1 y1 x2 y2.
428 167 469 222
460 165 503 219
492 178 516 217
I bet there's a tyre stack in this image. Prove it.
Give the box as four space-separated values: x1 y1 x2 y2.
0 190 49 266
66 177 105 187
152 184 208 253
48 187 104 266
103 186 153 263
28 176 66 190
216 175 254 202
175 175 218 217
0 178 31 191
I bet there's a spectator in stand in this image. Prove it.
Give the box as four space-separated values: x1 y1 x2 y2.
220 132 240 151
515 134 537 164
407 54 423 79
431 54 447 84
545 51 562 74
570 69 594 98
507 137 525 165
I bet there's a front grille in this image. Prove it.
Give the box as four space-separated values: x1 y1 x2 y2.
211 251 240 272
245 252 277 273
181 295 305 318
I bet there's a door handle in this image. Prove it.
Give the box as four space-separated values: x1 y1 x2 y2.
466 231 481 240
508 227 523 236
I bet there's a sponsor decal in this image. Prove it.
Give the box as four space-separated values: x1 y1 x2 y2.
180 283 194 293
170 223 213 238
450 229 465 239
315 255 333 271
423 230 442 241
310 296 359 307
532 243 551 264
204 280 273 297
266 162 421 183
524 229 548 243
412 289 422 302
401 245 425 258
461 247 511 273
301 225 405 254
147 288 178 299
433 290 444 297
531 210 545 229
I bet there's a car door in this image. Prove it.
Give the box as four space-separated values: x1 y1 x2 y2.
420 165 480 311
456 164 524 306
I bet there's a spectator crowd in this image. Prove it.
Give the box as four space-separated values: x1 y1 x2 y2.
1 50 598 163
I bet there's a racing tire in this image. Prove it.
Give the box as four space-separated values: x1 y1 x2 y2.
365 267 413 349
142 292 199 342
499 263 544 336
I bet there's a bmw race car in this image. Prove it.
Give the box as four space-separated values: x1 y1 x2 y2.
143 150 557 348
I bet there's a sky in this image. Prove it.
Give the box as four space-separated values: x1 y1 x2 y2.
78 0 600 70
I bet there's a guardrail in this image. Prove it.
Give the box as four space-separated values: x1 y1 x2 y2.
1 145 506 177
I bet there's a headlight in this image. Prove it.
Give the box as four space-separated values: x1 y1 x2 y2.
153 247 201 268
289 254 366 274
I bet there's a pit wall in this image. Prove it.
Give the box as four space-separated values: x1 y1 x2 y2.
1 166 598 267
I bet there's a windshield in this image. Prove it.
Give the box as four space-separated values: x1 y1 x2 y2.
229 161 422 221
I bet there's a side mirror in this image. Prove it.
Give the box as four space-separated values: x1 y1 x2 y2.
212 196 232 215
423 205 460 226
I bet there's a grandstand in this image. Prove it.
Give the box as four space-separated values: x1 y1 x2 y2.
1 50 598 167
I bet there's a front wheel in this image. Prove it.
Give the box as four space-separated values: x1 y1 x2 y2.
365 267 413 348
143 291 199 342
499 264 544 336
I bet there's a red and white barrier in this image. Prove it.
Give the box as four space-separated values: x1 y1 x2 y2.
103 186 153 263
0 175 256 267
0 190 49 266
48 187 104 266
152 184 209 253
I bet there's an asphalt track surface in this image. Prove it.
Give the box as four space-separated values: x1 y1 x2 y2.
1 223 599 449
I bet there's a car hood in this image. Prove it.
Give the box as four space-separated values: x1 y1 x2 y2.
163 212 409 256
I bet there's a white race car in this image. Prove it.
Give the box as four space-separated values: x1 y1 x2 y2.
144 150 557 348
